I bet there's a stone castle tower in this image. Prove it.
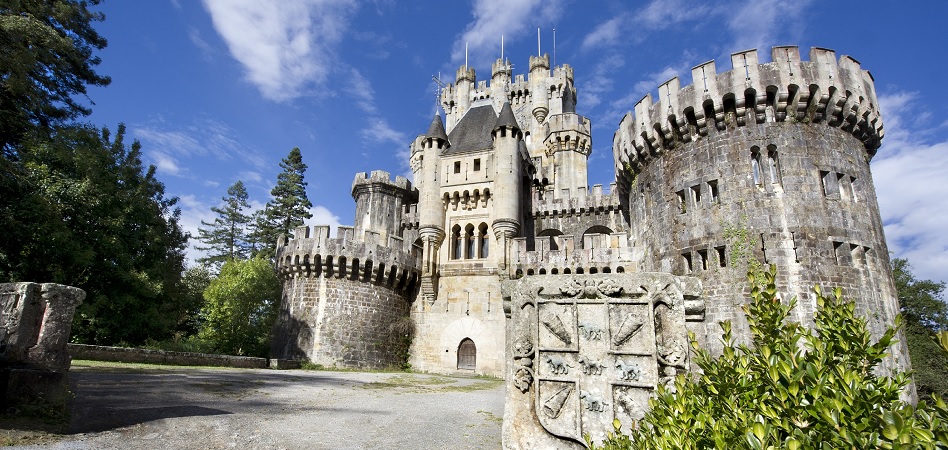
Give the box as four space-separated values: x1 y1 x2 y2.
271 46 908 380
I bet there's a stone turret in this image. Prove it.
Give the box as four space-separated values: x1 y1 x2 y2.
612 46 907 380
529 54 551 124
351 170 414 243
491 102 523 270
416 114 450 303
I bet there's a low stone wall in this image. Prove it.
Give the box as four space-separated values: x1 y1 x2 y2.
68 344 268 369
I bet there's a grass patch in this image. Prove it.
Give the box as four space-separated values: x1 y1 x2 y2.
70 359 244 373
360 374 502 393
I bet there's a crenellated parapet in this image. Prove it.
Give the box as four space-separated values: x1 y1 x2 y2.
351 170 412 195
511 231 639 276
532 182 621 218
543 113 591 156
613 46 883 190
275 225 422 293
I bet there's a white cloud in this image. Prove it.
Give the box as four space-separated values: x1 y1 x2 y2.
307 205 343 236
131 118 268 179
581 15 627 50
202 0 357 102
361 119 406 146
453 0 564 67
345 68 377 114
725 0 814 52
874 92 948 283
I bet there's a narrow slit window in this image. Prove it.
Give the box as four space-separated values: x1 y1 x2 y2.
676 190 686 214
691 185 701 206
708 180 719 203
715 246 727 267
767 145 781 185
833 241 845 265
820 170 839 197
682 252 693 273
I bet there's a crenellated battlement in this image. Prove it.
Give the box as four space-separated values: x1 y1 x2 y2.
511 231 638 275
275 225 421 293
351 170 412 193
543 113 591 155
440 55 578 132
532 182 621 217
613 46 883 185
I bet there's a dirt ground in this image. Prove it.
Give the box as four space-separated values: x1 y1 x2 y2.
1 361 505 449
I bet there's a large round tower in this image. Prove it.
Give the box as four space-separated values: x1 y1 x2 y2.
613 46 907 374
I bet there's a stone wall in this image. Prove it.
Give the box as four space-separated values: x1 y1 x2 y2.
1 282 84 417
272 273 412 369
409 274 505 376
68 344 267 368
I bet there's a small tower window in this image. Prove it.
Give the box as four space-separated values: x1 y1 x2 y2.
676 190 686 214
473 158 481 171
454 161 461 174
708 180 719 203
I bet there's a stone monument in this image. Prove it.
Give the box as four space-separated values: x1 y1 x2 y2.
502 273 702 448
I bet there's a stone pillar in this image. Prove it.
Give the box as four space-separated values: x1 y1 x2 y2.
1 282 85 418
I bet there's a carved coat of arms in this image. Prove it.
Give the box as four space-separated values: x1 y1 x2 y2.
503 274 700 449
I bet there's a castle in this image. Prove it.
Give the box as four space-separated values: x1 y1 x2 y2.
270 45 908 382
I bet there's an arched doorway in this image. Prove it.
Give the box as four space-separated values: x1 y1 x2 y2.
457 338 476 370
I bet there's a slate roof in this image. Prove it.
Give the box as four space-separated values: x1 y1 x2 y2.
495 102 519 131
425 113 449 142
443 104 498 155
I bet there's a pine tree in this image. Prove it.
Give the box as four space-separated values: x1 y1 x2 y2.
196 180 252 267
256 147 312 258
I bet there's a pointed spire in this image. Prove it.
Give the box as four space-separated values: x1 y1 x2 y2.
494 102 520 132
425 113 449 143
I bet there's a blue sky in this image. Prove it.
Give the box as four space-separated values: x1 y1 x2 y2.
84 0 948 283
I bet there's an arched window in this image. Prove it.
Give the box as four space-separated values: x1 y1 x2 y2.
751 146 762 186
465 224 475 259
451 225 461 260
478 223 489 258
458 338 476 370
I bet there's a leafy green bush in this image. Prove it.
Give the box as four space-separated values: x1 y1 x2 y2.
593 265 946 449
198 257 280 357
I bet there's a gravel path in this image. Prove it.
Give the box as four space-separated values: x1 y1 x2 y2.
5 363 504 450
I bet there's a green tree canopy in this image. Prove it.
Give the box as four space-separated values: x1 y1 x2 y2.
893 258 948 398
199 257 280 357
253 147 312 258
3 124 189 344
196 180 252 268
0 0 110 154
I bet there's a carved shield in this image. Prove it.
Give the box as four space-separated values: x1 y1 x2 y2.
505 274 694 448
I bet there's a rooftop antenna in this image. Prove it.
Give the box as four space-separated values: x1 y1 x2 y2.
553 28 556 66
465 42 469 68
537 27 541 56
501 34 504 62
